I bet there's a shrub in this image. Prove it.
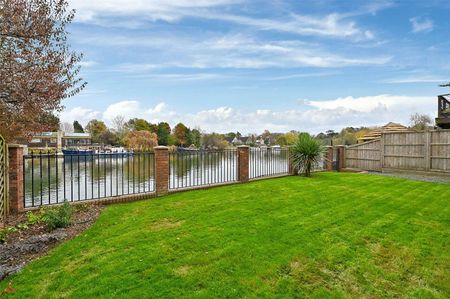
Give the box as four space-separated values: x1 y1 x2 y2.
26 210 44 225
291 133 326 177
43 201 73 230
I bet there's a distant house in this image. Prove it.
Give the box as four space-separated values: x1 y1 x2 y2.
255 136 267 146
231 136 250 145
358 122 409 143
28 131 91 149
225 136 252 146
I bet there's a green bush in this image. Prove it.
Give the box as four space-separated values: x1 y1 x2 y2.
43 201 73 230
26 210 44 225
291 133 326 177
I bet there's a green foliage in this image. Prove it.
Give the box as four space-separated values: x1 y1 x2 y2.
26 210 44 225
156 122 171 146
291 133 325 177
73 120 84 133
1 174 449 297
126 118 157 133
85 119 108 144
187 128 201 148
42 201 73 230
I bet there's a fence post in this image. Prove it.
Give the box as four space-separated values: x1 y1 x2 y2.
424 131 431 171
336 145 346 171
8 144 26 214
154 146 169 196
237 146 249 182
380 133 385 170
325 146 333 171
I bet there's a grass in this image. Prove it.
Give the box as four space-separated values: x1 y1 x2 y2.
1 172 449 298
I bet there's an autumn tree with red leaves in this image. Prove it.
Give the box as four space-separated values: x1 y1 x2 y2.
0 0 86 141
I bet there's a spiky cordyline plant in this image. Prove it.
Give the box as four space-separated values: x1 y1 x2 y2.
291 133 326 177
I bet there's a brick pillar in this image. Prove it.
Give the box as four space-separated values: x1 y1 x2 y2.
336 145 346 171
154 146 169 196
237 146 249 183
8 145 26 213
324 146 333 171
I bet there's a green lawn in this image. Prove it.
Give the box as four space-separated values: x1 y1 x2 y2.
2 172 449 298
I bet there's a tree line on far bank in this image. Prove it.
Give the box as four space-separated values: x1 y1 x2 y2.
51 109 436 150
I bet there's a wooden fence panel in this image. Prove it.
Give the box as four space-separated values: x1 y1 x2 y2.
382 132 427 170
345 140 381 171
430 130 450 172
343 130 450 174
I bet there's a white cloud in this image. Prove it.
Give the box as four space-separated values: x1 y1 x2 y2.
382 76 448 84
410 17 433 33
87 34 390 70
202 12 372 40
60 107 101 125
70 1 379 40
62 94 435 134
70 0 238 23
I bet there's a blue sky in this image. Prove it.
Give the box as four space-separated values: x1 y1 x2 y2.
61 0 450 134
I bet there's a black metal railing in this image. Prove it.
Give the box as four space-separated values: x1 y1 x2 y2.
169 149 238 190
249 147 289 179
23 151 155 208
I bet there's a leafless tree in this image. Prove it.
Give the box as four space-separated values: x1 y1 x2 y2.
410 113 433 131
112 115 126 133
59 122 73 133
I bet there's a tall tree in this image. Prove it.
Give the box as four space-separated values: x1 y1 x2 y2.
187 128 201 148
85 119 107 144
173 123 189 146
73 121 84 133
38 112 60 132
157 122 171 146
0 0 86 141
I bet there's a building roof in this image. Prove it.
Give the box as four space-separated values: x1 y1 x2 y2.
63 133 91 139
358 122 409 142
34 132 91 139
